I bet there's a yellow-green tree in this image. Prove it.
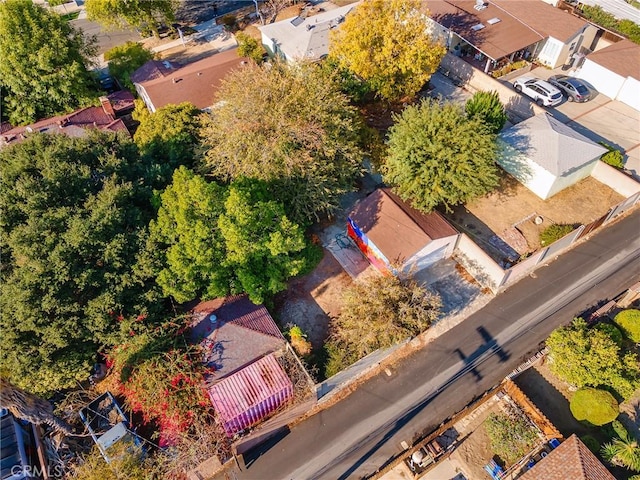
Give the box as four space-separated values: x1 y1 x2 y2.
329 0 446 100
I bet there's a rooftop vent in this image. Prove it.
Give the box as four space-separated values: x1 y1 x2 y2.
474 0 487 10
471 23 485 31
487 17 501 25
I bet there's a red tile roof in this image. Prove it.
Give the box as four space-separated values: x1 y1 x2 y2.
132 48 248 111
106 90 136 114
0 104 129 148
348 188 458 264
585 39 640 80
519 435 615 480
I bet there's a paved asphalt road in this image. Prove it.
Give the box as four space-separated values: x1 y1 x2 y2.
239 210 640 480
578 0 640 24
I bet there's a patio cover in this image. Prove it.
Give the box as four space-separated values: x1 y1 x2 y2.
208 353 293 437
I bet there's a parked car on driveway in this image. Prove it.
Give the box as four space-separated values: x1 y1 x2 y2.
548 75 594 102
513 77 563 107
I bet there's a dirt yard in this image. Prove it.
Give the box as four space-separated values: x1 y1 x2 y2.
449 398 502 480
447 173 624 262
274 249 352 349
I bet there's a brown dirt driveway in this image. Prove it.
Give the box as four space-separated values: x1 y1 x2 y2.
274 249 353 349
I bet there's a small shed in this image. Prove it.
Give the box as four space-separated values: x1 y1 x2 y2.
347 188 459 274
498 114 607 200
207 353 293 437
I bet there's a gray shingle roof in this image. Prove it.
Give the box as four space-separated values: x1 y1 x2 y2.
258 3 358 61
499 114 607 176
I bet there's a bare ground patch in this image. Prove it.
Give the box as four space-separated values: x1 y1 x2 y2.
446 173 624 262
274 249 352 349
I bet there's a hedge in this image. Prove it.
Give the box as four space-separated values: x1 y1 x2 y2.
614 310 640 343
570 388 619 426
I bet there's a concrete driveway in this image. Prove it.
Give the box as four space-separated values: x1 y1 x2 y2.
512 66 640 180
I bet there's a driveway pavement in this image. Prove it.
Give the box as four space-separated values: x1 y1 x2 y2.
513 66 640 181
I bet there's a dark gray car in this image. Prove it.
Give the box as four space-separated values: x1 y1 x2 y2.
548 75 594 102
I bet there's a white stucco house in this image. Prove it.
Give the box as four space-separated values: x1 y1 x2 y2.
258 3 359 63
576 39 640 111
498 114 608 200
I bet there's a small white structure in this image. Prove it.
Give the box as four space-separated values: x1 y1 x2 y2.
498 114 607 200
258 3 359 63
576 39 640 111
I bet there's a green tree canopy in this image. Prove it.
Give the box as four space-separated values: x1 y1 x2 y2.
465 90 508 134
329 0 446 100
150 171 315 305
104 41 154 91
0 0 98 125
133 101 204 169
383 99 500 213
614 309 640 343
150 167 229 304
602 420 640 472
218 179 312 304
85 0 178 38
0 132 166 395
546 318 640 398
235 32 264 64
202 61 364 224
326 275 440 376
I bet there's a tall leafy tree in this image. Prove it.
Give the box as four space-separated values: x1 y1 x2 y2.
133 101 203 169
202 61 364 224
0 132 165 395
0 0 98 125
546 318 640 398
150 172 313 305
326 275 440 376
329 0 446 100
465 90 508 134
85 0 179 38
218 179 310 304
383 99 500 213
104 42 154 91
150 167 229 303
